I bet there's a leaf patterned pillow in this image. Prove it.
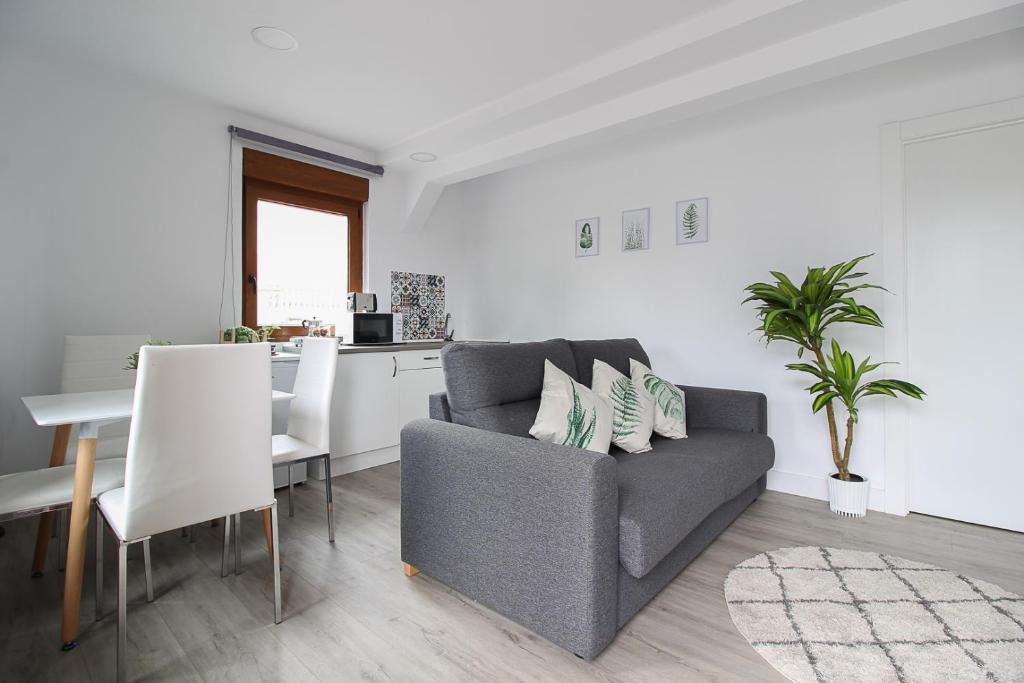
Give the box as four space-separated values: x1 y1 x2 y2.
529 360 612 453
630 359 687 439
591 359 655 453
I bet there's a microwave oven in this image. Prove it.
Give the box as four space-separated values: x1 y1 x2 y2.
340 312 402 345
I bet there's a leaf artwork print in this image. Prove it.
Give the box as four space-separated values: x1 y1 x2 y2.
579 222 594 249
609 376 642 439
682 202 699 239
643 373 684 421
624 219 646 250
563 381 598 449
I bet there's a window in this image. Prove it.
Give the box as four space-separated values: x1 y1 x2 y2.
242 149 367 339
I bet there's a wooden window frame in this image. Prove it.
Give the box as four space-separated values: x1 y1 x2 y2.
241 149 368 340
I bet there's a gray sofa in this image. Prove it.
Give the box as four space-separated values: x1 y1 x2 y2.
400 338 774 659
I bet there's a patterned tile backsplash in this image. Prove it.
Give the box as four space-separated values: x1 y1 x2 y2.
390 271 446 340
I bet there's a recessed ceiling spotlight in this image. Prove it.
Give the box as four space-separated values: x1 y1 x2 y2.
409 152 438 163
251 26 298 52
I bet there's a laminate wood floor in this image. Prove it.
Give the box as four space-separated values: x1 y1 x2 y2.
1 462 1021 682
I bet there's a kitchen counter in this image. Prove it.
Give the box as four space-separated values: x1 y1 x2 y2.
272 339 505 360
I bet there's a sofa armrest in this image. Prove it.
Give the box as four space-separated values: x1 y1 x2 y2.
400 419 619 658
678 385 768 435
428 392 451 422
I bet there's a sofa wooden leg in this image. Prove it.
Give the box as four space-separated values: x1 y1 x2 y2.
402 562 421 577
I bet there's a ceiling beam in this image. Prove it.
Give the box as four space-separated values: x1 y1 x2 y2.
396 0 1024 230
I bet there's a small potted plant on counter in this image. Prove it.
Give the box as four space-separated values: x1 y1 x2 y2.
221 325 261 343
124 338 172 370
743 254 925 517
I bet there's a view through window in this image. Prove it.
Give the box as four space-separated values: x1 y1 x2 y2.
256 200 349 327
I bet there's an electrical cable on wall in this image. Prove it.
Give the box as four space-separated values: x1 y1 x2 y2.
218 132 237 333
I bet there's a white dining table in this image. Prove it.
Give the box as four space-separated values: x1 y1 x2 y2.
21 387 295 650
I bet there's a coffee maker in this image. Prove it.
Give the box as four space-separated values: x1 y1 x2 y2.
346 292 377 313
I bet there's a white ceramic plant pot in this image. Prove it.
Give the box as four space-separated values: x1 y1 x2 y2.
827 473 869 517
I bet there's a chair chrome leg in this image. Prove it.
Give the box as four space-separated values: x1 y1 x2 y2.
288 465 294 518
220 515 232 578
323 454 335 544
233 513 241 575
95 505 104 622
57 508 67 572
116 541 127 683
142 538 154 603
270 502 282 624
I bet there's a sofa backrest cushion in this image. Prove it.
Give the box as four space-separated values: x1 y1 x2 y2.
569 338 651 388
441 339 578 434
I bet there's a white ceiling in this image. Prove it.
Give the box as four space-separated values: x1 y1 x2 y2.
5 0 1024 229
0 0 719 150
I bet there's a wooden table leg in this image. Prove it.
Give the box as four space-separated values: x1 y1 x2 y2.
262 509 274 559
32 425 72 576
60 436 96 650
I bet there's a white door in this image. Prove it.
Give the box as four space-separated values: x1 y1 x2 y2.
331 352 401 456
905 119 1024 532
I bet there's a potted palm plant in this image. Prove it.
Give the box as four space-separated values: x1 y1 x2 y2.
743 254 925 517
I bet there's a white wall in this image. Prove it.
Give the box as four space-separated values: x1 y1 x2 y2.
0 50 467 474
433 32 1024 510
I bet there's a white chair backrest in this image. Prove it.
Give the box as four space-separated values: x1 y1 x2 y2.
287 338 338 452
121 343 274 540
61 334 150 462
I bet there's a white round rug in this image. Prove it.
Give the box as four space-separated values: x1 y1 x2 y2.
724 546 1024 683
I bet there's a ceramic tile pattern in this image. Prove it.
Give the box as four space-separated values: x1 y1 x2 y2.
390 271 446 340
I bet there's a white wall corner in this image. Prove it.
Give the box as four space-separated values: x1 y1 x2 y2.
404 179 446 233
880 120 911 517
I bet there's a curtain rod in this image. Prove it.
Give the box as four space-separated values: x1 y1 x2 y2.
228 125 385 177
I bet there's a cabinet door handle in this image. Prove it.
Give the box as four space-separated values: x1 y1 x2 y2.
423 356 439 361
393 356 397 377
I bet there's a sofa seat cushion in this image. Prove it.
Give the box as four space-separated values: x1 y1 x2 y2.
615 428 775 579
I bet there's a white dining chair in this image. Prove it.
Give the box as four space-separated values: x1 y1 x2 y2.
95 343 281 683
2 335 149 584
272 337 338 541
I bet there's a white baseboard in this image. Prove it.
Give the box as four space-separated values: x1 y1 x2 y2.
767 469 887 512
307 445 401 480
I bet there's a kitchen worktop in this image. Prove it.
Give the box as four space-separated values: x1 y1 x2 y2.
271 339 504 360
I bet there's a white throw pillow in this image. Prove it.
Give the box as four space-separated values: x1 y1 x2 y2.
591 359 655 453
530 360 613 454
630 359 687 439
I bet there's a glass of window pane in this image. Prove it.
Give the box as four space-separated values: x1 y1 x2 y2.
256 200 348 328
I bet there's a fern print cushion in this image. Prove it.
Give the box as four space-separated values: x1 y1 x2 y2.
591 359 655 453
530 360 613 454
630 359 687 439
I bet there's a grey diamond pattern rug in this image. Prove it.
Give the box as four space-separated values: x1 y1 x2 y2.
724 546 1024 682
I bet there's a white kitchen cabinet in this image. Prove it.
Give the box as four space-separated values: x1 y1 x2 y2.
400 367 446 425
331 351 401 457
398 349 445 426
271 358 305 487
271 359 299 435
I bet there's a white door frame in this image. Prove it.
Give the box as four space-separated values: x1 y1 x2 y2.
879 96 1024 516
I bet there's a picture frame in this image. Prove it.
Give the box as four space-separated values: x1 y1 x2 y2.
574 217 600 257
676 197 709 244
622 207 651 252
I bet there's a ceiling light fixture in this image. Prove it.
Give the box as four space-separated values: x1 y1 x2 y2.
409 152 438 163
251 26 298 52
